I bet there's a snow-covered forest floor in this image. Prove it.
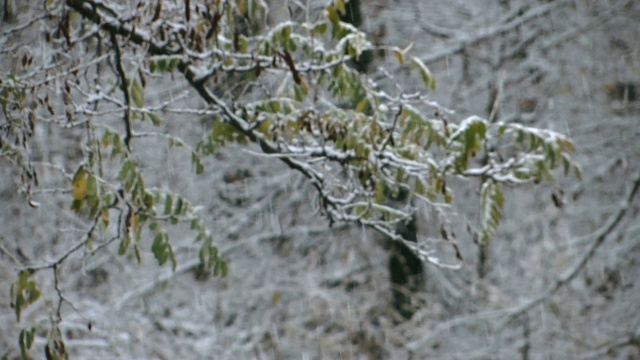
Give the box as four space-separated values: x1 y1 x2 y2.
1 0 639 358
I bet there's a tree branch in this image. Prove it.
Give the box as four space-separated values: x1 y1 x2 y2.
501 171 640 323
109 32 133 152
420 0 573 65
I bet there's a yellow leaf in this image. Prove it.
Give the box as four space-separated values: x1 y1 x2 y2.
272 291 281 305
149 112 163 126
134 243 142 263
257 118 271 134
393 49 405 66
558 138 576 153
237 0 246 14
326 6 340 25
392 44 413 66
355 99 368 113
72 167 88 200
132 214 140 233
101 209 110 228
411 56 437 91
335 0 345 15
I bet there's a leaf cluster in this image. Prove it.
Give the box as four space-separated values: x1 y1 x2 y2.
0 0 582 357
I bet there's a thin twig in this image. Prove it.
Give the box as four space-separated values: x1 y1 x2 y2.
110 32 133 152
498 171 640 323
24 215 102 272
379 104 402 153
420 0 573 65
0 236 24 266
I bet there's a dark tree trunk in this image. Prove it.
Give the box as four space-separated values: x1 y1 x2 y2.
339 0 373 74
478 241 489 278
388 214 425 319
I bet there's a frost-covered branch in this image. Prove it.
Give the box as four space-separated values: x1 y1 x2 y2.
500 171 640 323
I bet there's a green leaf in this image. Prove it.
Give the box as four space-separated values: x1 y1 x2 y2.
118 235 131 255
175 196 184 215
287 38 298 51
393 49 405 66
134 243 142 264
374 181 385 204
149 112 163 126
169 246 177 271
281 25 291 44
123 170 138 192
111 133 122 159
498 123 580 182
151 231 176 270
19 327 36 359
164 194 173 215
447 116 487 172
87 194 101 218
213 259 229 277
574 163 583 180
220 260 228 277
157 59 167 72
192 152 205 174
237 35 248 53
392 43 412 66
152 232 168 264
562 155 571 177
335 0 346 15
211 119 249 144
411 56 437 91
443 186 454 204
118 159 136 181
69 199 83 213
312 22 328 36
132 78 144 107
143 192 155 208
326 6 340 25
71 166 88 200
168 58 180 72
558 137 576 153
480 181 504 244
12 272 42 322
355 99 368 113
209 245 218 268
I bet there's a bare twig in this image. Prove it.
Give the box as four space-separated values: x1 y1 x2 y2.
405 172 640 354
24 215 102 272
0 14 47 41
420 0 573 65
500 171 640 322
379 105 402 153
51 264 81 322
0 236 24 266
110 32 133 152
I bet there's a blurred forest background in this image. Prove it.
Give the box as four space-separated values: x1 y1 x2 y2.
1 0 639 359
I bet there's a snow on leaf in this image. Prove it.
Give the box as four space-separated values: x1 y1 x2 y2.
447 116 488 172
411 56 437 91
